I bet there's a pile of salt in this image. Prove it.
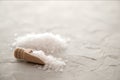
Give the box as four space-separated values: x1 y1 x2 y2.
13 33 68 72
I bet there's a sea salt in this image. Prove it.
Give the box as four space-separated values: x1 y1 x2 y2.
13 33 68 72
13 33 68 55
32 50 66 72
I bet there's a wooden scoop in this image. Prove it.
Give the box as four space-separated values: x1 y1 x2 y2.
14 48 45 65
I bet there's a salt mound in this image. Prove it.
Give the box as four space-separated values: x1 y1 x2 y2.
13 33 68 54
13 33 68 72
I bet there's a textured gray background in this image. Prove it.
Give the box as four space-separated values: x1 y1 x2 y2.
0 1 120 80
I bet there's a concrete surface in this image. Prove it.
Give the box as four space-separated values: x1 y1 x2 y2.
0 1 120 80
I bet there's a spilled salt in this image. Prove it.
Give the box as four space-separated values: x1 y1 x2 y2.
32 50 66 72
13 33 69 72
